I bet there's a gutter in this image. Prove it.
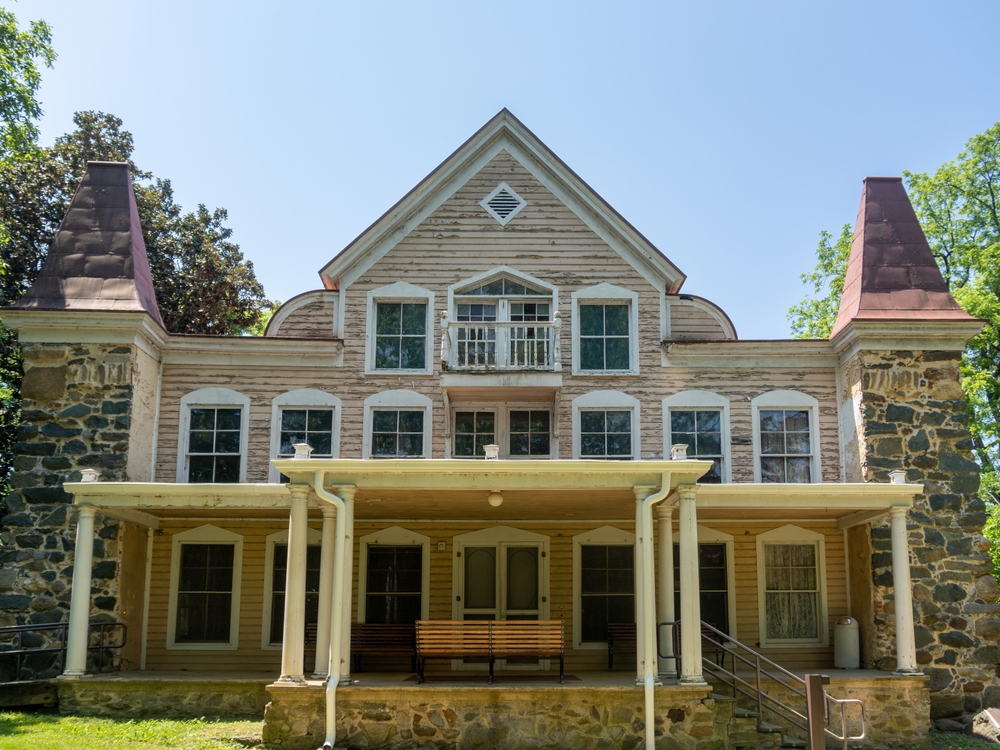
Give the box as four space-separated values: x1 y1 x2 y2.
309 470 348 750
638 472 671 750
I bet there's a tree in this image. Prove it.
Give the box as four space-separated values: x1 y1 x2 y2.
787 224 853 339
789 122 1000 502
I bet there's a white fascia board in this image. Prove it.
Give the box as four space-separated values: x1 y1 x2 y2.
662 340 838 368
162 336 343 367
67 482 292 509
694 482 919 511
831 320 984 359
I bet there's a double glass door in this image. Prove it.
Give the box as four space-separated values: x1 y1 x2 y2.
458 543 544 669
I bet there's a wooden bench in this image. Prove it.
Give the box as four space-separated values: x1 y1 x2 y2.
415 620 564 684
607 622 637 671
351 622 416 672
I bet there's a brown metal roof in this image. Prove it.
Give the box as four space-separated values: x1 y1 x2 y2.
830 177 973 339
11 161 165 328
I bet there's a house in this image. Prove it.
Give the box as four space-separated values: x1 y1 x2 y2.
2 110 996 749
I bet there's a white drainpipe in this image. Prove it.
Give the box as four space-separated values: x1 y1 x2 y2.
639 472 672 750
310 470 348 750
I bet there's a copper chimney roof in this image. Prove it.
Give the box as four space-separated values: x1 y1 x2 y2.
830 176 974 339
11 161 165 328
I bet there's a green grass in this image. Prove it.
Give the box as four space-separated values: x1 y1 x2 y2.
0 712 263 750
931 730 999 750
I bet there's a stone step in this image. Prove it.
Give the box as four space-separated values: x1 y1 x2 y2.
782 735 807 748
758 721 786 733
735 707 760 718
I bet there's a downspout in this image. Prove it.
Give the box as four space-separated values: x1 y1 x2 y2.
639 472 672 750
310 470 348 750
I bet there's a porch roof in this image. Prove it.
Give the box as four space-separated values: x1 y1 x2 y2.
65 459 921 526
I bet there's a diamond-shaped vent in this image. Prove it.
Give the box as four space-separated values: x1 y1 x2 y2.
480 182 526 225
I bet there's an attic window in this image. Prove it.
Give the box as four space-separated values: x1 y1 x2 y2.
480 182 526 226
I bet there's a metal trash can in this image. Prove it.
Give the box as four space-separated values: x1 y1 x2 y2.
834 616 860 669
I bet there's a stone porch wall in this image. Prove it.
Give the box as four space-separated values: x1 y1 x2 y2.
0 343 136 678
263 683 724 750
841 349 1000 728
56 674 269 717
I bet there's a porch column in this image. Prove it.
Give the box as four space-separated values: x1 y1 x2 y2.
890 506 920 674
633 487 648 684
64 504 96 676
339 486 356 686
312 503 337 679
677 485 705 684
279 484 310 682
657 505 676 678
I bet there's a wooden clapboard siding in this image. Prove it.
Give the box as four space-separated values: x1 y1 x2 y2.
669 301 729 341
270 293 338 339
117 521 147 670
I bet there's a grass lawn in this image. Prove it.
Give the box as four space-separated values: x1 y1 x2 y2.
0 712 263 750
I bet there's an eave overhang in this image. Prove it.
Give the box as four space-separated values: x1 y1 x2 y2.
830 319 985 359
662 339 837 368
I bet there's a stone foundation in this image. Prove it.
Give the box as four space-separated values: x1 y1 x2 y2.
263 682 724 750
56 674 270 718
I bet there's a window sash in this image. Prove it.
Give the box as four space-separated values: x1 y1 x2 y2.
278 408 335 458
762 542 819 640
268 543 322 645
371 410 425 458
508 410 551 457
580 544 634 643
580 410 633 459
670 409 723 482
175 543 235 643
365 545 423 625
579 304 630 371
187 407 242 483
374 302 427 370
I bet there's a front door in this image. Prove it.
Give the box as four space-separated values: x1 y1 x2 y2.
454 527 550 671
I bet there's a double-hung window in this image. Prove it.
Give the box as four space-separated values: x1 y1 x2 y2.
449 407 552 459
178 388 250 484
580 410 632 459
269 543 321 645
375 302 427 370
571 284 639 375
372 410 425 458
580 545 634 643
365 545 423 624
269 390 341 482
752 391 820 484
508 410 551 457
453 411 496 458
669 410 723 482
756 526 827 647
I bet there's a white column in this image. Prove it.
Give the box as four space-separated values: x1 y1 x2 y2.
338 486 356 686
64 505 97 676
312 504 337 679
890 506 919 673
279 484 310 682
633 488 647 684
657 505 676 678
678 485 704 684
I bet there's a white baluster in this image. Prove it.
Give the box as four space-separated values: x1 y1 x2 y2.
552 311 562 371
440 311 451 370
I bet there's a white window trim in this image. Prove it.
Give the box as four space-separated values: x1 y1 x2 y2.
479 182 527 226
572 525 635 650
751 390 821 483
755 525 829 649
662 390 732 481
365 281 435 375
166 524 243 650
571 391 641 460
571 283 640 375
268 389 342 482
176 388 251 483
363 390 433 459
446 401 556 460
260 526 323 650
357 526 431 624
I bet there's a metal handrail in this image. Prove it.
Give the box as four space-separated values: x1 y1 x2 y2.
658 620 866 748
0 621 126 682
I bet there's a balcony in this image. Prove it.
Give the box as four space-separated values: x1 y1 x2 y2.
441 312 561 372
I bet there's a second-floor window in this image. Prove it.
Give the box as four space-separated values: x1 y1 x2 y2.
372 410 425 458
509 410 551 457
454 411 496 458
188 408 242 483
375 302 427 370
669 410 723 482
278 409 335 459
580 410 632 459
759 410 812 483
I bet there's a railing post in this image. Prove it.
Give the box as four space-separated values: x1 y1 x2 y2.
64 504 97 676
552 311 562 371
805 673 826 750
440 311 450 370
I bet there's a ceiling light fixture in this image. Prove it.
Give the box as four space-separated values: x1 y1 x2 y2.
488 491 503 507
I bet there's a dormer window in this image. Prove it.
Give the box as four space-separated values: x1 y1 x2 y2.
445 268 559 372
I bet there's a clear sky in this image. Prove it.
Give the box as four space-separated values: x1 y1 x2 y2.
14 0 1000 338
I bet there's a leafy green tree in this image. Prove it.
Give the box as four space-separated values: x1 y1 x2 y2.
787 224 853 339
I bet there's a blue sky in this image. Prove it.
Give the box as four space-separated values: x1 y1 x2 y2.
15 0 1000 338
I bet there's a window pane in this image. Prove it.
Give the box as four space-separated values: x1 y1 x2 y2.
398 434 424 457
605 411 630 433
580 339 604 370
373 411 398 433
401 303 427 335
375 337 400 369
760 433 785 455
216 409 241 430
580 305 604 336
372 434 397 456
376 303 401 335
607 434 632 457
580 411 604 433
784 410 810 432
189 431 214 453
697 432 722 456
398 411 424 433
215 456 240 482
509 433 529 456
188 456 215 483
530 411 549 432
529 433 550 456
760 456 785 483
581 545 607 568
308 410 333 431
281 409 306 431
696 410 721 432
604 305 629 336
509 411 529 432
400 336 425 369
786 457 812 483
454 435 474 456
215 430 240 454
310 433 332 456
190 408 215 430
455 412 475 433
786 433 811 455
759 410 784 432
604 338 630 370
581 434 605 456
671 411 695 433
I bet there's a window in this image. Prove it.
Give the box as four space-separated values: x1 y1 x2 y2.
673 543 730 634
669 411 723 482
572 391 640 460
177 388 250 484
269 544 322 645
269 390 341 481
167 525 243 650
509 410 551 457
572 526 635 649
358 527 430 624
453 411 496 458
580 411 632 459
365 546 423 624
363 391 432 459
580 304 630 371
580 545 635 642
376 302 427 370
571 284 639 375
756 525 827 648
751 390 820 484
365 282 434 375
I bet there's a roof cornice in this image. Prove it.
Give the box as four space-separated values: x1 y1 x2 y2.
830 318 984 359
662 339 837 368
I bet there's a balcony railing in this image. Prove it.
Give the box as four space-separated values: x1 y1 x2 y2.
441 311 561 371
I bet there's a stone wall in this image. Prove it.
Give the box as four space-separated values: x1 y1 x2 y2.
842 349 1000 728
263 683 725 750
0 342 137 679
